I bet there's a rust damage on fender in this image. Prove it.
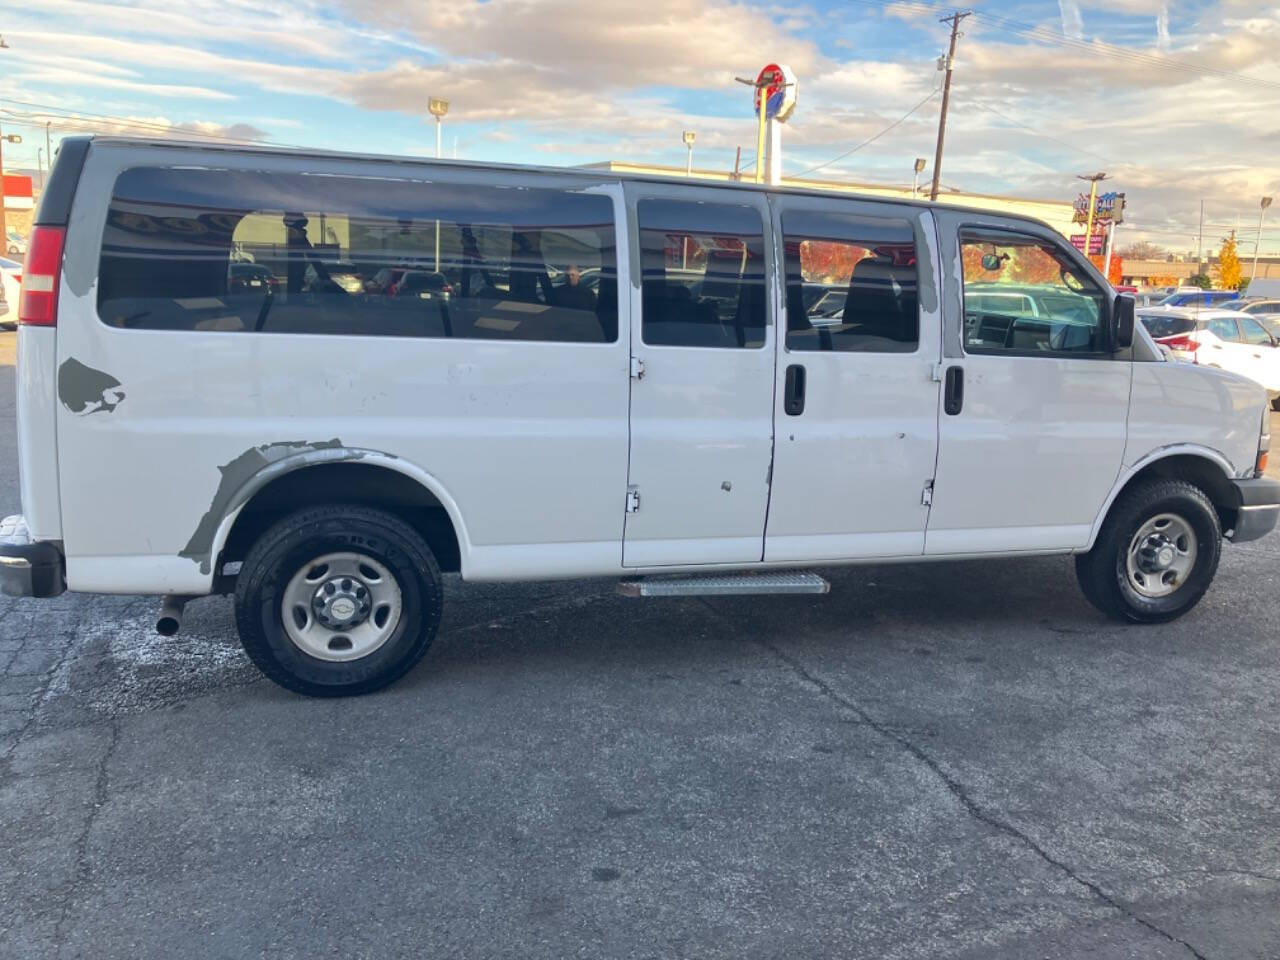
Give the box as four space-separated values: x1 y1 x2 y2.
180 439 368 572
58 358 126 415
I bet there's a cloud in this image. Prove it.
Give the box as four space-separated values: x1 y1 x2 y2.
1156 5 1171 50
1058 0 1084 39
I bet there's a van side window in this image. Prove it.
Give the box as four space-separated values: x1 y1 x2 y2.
782 211 918 353
637 199 767 348
97 168 619 343
960 230 1106 355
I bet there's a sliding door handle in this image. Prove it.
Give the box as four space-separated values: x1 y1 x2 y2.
944 365 964 416
784 364 806 416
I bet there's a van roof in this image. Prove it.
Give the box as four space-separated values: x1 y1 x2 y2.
78 135 1055 232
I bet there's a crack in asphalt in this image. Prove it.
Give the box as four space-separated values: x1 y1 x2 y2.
696 599 1210 960
52 716 122 959
1 612 84 766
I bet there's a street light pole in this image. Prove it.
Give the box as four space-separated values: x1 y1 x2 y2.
427 98 450 274
1252 196 1273 285
682 131 696 176
913 157 927 198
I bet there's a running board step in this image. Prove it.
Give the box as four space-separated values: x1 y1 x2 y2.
618 570 830 598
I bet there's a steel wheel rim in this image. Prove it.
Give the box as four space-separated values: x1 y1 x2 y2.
1125 512 1197 599
281 551 403 661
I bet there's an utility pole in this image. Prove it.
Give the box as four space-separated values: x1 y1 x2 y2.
46 121 53 171
1077 172 1107 261
1252 197 1273 285
929 10 970 202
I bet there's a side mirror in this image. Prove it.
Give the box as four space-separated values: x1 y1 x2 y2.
981 253 1004 271
1113 294 1135 349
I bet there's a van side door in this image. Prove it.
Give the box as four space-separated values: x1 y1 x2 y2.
927 212 1131 554
764 196 942 561
621 184 776 567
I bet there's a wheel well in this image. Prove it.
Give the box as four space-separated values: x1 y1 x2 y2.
1118 454 1240 533
218 463 461 577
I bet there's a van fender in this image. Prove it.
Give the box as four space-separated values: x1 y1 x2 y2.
183 442 472 577
1083 443 1237 551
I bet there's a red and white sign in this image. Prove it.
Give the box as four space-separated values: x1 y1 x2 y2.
2 173 33 211
1070 233 1106 255
754 63 798 122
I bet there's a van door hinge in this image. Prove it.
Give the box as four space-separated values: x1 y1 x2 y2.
930 362 945 382
626 489 641 513
921 480 934 506
630 356 646 380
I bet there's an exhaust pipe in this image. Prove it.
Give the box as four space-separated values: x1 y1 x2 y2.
156 595 192 637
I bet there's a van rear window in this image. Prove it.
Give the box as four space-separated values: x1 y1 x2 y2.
96 167 619 343
1139 315 1196 338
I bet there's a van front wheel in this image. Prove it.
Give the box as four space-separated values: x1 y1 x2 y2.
234 505 443 696
1075 479 1221 623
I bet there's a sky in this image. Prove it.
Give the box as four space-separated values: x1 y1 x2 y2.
1 0 1278 255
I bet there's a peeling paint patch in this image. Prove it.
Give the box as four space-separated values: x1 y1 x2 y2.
58 358 126 415
180 439 366 573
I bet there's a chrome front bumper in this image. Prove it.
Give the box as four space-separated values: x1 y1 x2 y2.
1229 478 1280 544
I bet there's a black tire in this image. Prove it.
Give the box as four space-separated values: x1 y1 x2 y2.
234 505 443 696
1075 478 1221 623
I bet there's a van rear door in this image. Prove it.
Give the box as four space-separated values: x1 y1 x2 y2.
621 185 776 567
763 196 942 561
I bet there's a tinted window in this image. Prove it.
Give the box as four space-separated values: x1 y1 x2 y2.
637 199 766 348
1206 317 1241 341
782 211 917 353
98 167 618 343
1140 314 1196 338
1239 316 1273 345
960 230 1105 354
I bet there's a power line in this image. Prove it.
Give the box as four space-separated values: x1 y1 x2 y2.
845 0 1280 92
794 89 939 177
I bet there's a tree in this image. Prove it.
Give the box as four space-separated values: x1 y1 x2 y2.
1118 241 1165 261
1213 232 1242 290
1090 254 1123 286
1187 273 1212 289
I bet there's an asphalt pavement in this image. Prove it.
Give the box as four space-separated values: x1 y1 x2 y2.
2 329 1279 959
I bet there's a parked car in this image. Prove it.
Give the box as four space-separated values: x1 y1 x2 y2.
390 270 453 299
1139 307 1280 407
6 230 25 256
227 262 278 294
3 137 1277 697
0 255 20 330
1158 289 1240 308
1232 298 1280 324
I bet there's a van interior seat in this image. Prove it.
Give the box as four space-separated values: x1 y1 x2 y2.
843 258 914 344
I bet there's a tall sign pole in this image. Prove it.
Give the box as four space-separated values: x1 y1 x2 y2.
1252 197 1273 284
737 66 797 186
929 10 970 201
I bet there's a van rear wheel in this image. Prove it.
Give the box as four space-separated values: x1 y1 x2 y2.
1075 479 1221 623
234 505 443 696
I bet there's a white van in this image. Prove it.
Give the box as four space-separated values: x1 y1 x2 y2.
3 138 1277 696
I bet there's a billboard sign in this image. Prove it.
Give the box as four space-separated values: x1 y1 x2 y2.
1073 190 1125 225
754 64 798 122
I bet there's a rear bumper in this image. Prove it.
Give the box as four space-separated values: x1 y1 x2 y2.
0 515 66 598
1229 478 1280 544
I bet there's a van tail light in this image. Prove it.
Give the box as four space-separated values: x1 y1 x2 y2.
18 226 66 327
